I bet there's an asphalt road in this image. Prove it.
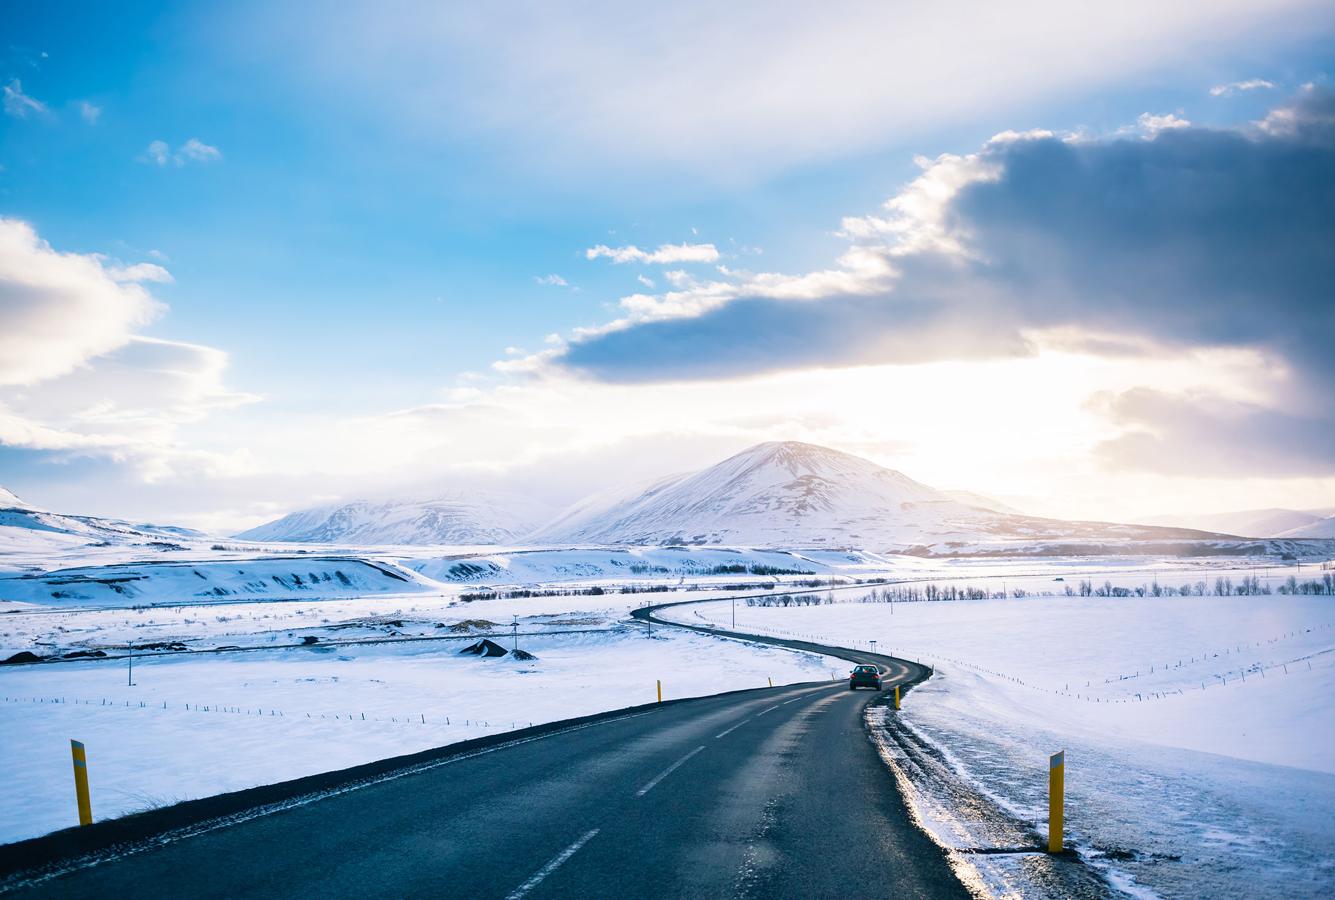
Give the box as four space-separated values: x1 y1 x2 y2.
0 607 968 900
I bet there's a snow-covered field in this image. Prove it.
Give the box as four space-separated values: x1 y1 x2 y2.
665 591 1335 898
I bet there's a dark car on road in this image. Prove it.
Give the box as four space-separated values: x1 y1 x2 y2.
849 664 882 690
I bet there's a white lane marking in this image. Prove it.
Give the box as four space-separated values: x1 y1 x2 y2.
636 745 705 796
714 717 754 739
505 828 601 900
716 688 824 737
754 704 781 716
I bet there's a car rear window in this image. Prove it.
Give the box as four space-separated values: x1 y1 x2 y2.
855 666 877 673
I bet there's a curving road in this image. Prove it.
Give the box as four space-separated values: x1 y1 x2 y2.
0 602 966 899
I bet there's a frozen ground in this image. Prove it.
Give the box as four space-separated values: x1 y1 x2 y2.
0 626 836 845
666 592 1335 898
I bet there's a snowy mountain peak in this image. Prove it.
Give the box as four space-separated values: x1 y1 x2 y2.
722 441 910 480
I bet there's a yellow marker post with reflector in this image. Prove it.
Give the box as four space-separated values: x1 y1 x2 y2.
894 686 901 710
1048 750 1065 853
657 679 662 703
70 739 92 826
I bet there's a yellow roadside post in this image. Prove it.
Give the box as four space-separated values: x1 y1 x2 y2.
894 685 901 710
657 679 662 703
768 677 773 688
70 739 92 826
1048 750 1065 853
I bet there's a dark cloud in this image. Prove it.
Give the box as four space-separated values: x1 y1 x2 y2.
953 93 1335 398
1094 388 1335 476
561 287 1030 382
555 90 1335 474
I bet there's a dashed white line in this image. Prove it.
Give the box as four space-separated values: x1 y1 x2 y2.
714 718 753 739
754 704 781 716
505 828 601 900
636 745 705 796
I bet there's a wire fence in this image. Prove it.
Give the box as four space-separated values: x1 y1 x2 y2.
0 694 536 731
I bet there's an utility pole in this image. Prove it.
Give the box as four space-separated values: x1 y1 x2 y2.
511 615 518 653
127 640 134 687
870 639 877 656
731 597 736 630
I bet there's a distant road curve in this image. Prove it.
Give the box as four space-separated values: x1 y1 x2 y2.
0 601 961 899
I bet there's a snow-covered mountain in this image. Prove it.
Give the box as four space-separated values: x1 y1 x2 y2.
1141 508 1329 538
235 492 551 546
528 441 1226 551
0 486 205 545
1277 515 1335 539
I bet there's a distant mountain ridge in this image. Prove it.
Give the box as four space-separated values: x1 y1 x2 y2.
1141 507 1335 538
1276 515 1335 539
12 444 1333 555
234 493 551 546
0 485 206 544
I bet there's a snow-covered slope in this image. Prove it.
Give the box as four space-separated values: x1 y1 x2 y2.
0 557 429 607
1142 508 1328 537
940 490 1023 515
0 487 34 510
0 486 205 546
528 441 1228 551
1278 515 1335 538
236 492 550 546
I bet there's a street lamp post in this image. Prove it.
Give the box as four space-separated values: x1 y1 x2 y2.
870 639 877 656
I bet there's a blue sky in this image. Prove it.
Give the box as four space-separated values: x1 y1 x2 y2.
2 2 1333 530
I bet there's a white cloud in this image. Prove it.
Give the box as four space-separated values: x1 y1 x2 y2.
636 274 655 288
586 242 719 265
141 140 171 166
77 100 102 123
179 138 222 163
0 221 255 486
0 218 162 386
534 273 569 286
1137 112 1192 134
1210 78 1277 96
140 138 223 166
3 79 47 118
108 262 175 284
